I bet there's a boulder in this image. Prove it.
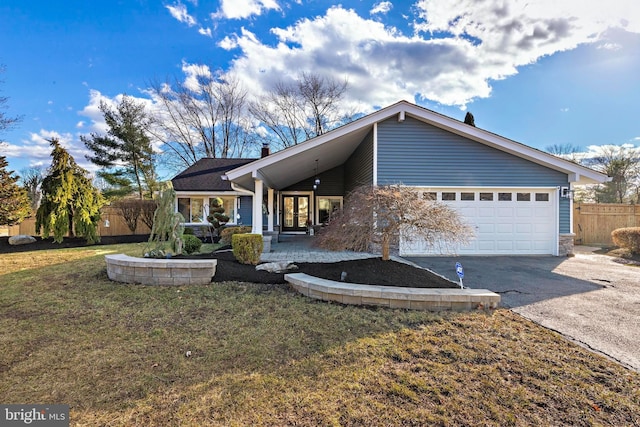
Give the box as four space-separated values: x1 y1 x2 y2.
256 261 298 273
8 235 37 246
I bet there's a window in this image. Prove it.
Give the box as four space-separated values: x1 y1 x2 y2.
535 193 550 202
178 198 190 221
423 192 437 201
178 196 237 223
498 192 512 201
191 198 204 222
318 197 342 224
461 192 475 201
479 192 494 201
517 193 531 201
215 197 237 224
177 197 204 222
442 192 456 201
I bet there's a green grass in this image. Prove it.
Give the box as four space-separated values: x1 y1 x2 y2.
1 244 639 426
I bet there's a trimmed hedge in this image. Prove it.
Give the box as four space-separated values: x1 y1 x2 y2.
232 233 263 265
611 227 640 254
220 226 252 245
182 234 203 255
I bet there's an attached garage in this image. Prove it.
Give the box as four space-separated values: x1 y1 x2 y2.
400 188 557 256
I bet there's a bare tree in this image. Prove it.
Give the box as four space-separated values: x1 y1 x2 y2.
582 145 640 203
250 72 352 150
545 143 582 163
0 65 22 142
147 72 256 171
113 199 143 233
139 199 158 230
315 185 474 260
20 166 44 212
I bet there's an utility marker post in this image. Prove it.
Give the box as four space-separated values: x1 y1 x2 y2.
455 262 464 289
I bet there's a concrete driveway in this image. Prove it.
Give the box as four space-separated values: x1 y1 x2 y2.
405 249 640 372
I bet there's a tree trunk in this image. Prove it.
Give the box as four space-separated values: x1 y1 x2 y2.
381 234 390 261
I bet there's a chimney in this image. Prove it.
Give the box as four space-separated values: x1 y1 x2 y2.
261 143 270 158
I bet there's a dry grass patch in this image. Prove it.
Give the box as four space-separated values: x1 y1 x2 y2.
1 244 639 426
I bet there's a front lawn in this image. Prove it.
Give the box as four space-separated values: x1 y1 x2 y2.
1 243 639 426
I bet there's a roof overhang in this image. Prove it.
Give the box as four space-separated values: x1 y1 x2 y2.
224 101 609 193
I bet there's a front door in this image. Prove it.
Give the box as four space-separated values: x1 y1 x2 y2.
282 195 309 232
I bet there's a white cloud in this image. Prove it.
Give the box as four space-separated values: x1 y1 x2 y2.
221 2 639 109
218 35 238 50
198 27 212 37
166 2 197 27
1 129 100 171
560 108 570 112
77 89 111 134
597 42 622 50
213 0 280 20
181 61 213 92
371 1 392 15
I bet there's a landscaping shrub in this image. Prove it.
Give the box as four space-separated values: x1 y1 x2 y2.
221 226 252 245
182 234 202 254
183 227 195 235
611 227 640 254
232 233 263 265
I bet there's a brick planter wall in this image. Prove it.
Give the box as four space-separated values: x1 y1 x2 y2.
105 254 217 286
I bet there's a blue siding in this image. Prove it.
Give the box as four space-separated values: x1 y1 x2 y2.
377 116 571 233
237 196 253 226
559 198 570 233
344 129 374 193
377 117 568 187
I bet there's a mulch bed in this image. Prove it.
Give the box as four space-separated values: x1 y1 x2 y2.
191 250 456 288
0 235 456 288
0 235 150 254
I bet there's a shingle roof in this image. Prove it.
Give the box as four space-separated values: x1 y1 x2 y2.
171 158 257 192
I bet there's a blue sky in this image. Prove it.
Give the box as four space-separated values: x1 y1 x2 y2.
1 0 639 178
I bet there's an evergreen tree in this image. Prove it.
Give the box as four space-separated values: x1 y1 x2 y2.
0 155 31 226
36 139 104 243
81 95 157 199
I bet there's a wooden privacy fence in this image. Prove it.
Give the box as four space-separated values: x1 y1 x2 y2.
2 206 152 238
574 203 640 246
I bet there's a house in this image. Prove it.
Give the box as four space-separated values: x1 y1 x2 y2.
172 100 609 256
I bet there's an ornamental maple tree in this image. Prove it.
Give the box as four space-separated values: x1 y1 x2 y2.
315 184 474 260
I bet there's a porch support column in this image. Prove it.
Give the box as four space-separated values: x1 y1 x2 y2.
252 178 264 234
267 187 274 232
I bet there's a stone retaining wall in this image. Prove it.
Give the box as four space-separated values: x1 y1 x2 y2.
285 273 500 311
105 254 217 286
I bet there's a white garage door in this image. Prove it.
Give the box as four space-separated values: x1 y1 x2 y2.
400 188 557 256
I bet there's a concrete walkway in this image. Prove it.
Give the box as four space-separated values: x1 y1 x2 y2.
260 234 378 263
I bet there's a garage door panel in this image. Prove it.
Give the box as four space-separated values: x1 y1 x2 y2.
477 223 495 233
516 241 533 250
497 207 514 217
496 224 513 234
478 207 495 217
497 241 514 250
516 223 532 233
516 208 533 217
400 188 557 256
